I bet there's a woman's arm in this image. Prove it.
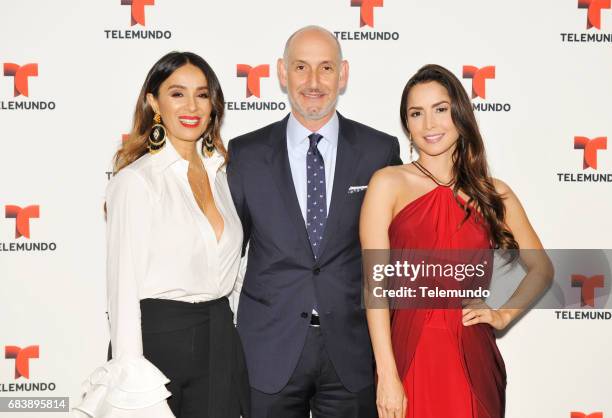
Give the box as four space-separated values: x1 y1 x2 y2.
105 169 154 359
462 180 554 329
360 168 406 418
71 169 176 417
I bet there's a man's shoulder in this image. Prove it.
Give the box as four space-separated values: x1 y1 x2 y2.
340 115 397 144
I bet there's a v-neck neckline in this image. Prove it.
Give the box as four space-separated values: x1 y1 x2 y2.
184 161 225 245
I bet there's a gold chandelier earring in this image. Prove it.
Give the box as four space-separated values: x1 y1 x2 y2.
202 115 215 157
203 134 215 158
148 113 167 154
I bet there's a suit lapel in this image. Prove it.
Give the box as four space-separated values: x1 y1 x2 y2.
266 116 313 255
318 115 361 260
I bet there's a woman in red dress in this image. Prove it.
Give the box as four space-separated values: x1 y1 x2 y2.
360 64 552 418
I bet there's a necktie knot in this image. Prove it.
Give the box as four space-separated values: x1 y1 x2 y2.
308 133 323 150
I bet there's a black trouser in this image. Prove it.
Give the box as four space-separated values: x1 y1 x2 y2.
143 317 210 417
251 327 377 418
139 297 250 418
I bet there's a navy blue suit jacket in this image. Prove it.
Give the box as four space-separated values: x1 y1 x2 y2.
227 113 402 394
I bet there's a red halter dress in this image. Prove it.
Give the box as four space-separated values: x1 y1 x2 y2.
388 185 506 418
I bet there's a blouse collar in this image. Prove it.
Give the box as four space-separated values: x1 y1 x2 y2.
153 138 226 177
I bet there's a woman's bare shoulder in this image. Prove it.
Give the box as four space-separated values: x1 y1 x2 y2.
370 163 422 188
492 177 512 195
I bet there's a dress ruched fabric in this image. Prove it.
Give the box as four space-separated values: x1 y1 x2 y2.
388 185 506 418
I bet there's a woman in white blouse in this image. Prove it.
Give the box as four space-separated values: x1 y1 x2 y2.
73 52 250 418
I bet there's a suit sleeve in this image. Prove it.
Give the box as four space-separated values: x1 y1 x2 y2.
227 139 252 257
386 136 403 167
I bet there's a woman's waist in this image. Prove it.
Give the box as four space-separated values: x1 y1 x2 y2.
140 296 232 333
423 309 461 329
140 278 235 301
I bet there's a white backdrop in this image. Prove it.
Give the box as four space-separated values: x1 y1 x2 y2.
1 0 611 417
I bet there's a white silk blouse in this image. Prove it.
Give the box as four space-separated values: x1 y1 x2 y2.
105 139 243 359
72 139 243 418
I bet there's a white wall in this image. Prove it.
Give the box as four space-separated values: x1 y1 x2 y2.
1 1 611 416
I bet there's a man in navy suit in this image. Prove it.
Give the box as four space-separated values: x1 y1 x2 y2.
227 26 402 418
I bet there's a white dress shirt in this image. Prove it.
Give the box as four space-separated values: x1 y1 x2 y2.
72 139 242 418
286 113 339 315
286 112 339 220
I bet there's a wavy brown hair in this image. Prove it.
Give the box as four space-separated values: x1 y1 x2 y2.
113 51 227 174
400 64 518 250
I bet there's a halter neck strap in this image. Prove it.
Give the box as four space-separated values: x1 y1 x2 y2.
412 161 455 187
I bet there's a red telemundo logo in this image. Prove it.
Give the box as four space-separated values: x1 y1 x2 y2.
571 274 605 307
350 0 383 27
1 204 56 252
105 0 170 39
334 0 398 41
5 205 40 239
3 63 38 97
121 0 154 26
226 64 285 111
236 64 270 98
578 0 611 29
462 65 495 99
574 136 607 169
4 346 39 379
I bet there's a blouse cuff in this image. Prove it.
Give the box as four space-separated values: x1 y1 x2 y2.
72 357 173 417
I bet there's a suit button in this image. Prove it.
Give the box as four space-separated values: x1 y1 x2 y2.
300 312 308 318
313 268 321 275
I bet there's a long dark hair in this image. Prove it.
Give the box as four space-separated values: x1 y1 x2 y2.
399 64 518 250
113 51 227 173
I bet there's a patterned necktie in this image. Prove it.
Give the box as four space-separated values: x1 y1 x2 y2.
306 133 327 259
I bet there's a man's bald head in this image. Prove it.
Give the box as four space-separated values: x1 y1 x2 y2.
283 26 343 66
278 25 348 131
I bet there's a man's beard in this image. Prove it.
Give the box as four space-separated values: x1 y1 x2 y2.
289 89 338 121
